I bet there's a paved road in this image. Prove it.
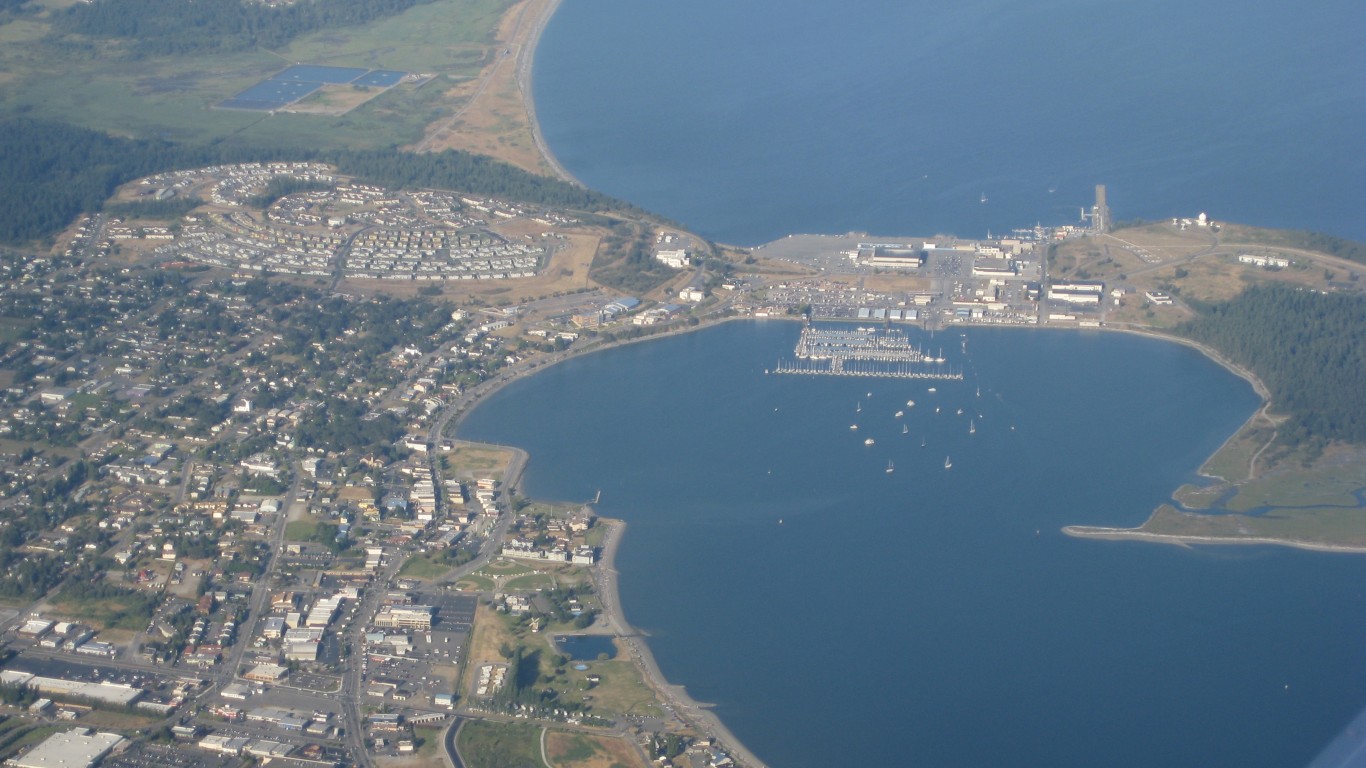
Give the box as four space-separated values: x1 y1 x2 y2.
442 717 467 768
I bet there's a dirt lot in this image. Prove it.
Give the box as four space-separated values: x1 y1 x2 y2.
546 730 649 768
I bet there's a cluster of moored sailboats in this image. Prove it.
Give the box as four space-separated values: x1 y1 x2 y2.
846 384 990 474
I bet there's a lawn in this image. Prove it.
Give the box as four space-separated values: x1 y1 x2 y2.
503 572 554 591
398 553 452 579
285 519 321 541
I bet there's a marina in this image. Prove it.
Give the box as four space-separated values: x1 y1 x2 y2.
773 325 962 380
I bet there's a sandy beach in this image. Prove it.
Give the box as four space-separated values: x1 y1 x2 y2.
592 520 771 768
1062 525 1366 554
513 0 579 184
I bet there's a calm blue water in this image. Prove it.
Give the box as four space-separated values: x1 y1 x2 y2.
534 0 1366 245
459 322 1366 767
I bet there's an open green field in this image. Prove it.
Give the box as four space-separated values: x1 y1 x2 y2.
398 552 451 579
502 572 554 591
455 720 543 768
455 573 495 592
284 519 321 541
480 559 533 577
555 657 662 719
1198 420 1277 483
0 0 512 150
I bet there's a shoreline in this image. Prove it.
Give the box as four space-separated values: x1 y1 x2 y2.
439 313 1361 766
439 315 775 764
592 520 770 768
1061 525 1366 554
515 0 579 185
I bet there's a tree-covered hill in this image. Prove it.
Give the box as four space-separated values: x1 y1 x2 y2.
1177 284 1366 446
54 0 438 57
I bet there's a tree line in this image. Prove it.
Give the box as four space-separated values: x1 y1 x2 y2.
1176 284 1366 446
53 0 435 57
0 118 645 245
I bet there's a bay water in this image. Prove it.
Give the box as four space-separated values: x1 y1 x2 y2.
518 0 1366 762
533 0 1366 245
458 322 1366 767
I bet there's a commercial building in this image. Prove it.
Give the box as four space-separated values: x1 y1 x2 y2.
8 729 125 768
373 605 435 630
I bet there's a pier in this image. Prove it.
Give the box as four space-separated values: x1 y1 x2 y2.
770 358 962 379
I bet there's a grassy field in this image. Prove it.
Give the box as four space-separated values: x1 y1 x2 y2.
0 726 63 761
285 519 321 541
1198 420 1278 483
502 572 554 591
456 574 496 592
1221 449 1366 513
556 657 662 720
446 442 516 476
0 0 512 149
545 731 647 768
1085 443 1366 550
1131 504 1366 549
50 593 156 630
398 552 453 579
455 719 543 768
1052 222 1353 327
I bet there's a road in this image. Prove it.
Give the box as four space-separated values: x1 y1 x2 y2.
204 462 302 698
339 551 408 768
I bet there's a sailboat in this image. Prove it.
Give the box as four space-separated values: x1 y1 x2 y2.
885 460 895 474
969 419 976 435
902 424 909 435
944 455 953 469
856 401 861 413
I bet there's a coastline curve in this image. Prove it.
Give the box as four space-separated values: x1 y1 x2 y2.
517 0 581 185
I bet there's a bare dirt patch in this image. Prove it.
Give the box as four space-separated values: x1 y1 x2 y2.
545 731 649 768
286 84 385 115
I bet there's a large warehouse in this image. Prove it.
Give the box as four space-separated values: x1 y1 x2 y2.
8 729 125 768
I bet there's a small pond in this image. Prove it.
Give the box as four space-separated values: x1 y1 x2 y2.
555 634 617 661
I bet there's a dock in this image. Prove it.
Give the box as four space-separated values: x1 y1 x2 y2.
773 325 962 380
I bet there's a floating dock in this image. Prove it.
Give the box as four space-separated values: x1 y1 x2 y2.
773 325 962 380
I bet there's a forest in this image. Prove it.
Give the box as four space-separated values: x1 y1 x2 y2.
0 118 642 244
54 0 435 56
1177 284 1366 446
